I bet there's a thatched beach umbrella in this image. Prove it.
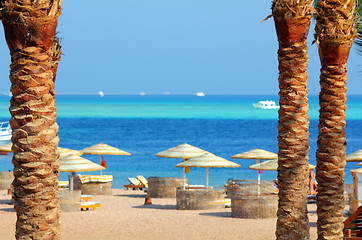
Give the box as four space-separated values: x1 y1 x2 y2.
156 143 207 178
231 149 278 181
0 144 82 158
80 143 131 174
249 160 316 172
250 160 316 195
58 147 83 158
175 152 240 188
347 150 362 162
0 143 12 153
59 155 105 190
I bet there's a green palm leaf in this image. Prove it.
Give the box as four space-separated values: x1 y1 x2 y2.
355 0 362 54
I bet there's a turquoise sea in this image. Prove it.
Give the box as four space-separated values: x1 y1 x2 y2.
0 94 361 188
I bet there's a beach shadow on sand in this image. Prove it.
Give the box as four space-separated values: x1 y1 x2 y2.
0 199 15 212
309 222 317 228
133 204 176 210
0 207 14 212
0 199 12 205
199 212 232 218
115 194 147 199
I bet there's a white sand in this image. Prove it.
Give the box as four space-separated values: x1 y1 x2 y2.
0 189 318 240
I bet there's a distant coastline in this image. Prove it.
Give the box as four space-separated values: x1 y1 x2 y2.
0 94 361 120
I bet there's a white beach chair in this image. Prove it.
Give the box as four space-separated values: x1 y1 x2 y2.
124 177 145 190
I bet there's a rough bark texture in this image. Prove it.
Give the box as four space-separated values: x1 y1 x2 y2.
272 0 314 239
314 0 356 239
1 1 62 239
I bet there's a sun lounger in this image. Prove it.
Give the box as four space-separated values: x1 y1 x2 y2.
79 175 113 183
344 206 362 239
224 198 231 208
123 177 146 190
59 181 69 188
80 201 101 211
74 174 113 195
186 185 207 189
80 195 92 202
136 175 148 188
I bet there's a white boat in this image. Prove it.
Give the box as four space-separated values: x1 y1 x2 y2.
0 122 11 144
98 91 104 97
253 100 280 109
196 92 205 97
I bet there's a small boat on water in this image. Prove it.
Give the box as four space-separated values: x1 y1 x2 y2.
98 91 104 97
253 100 280 109
196 92 205 97
0 122 11 147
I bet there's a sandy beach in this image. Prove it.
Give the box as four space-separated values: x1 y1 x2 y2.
0 189 318 240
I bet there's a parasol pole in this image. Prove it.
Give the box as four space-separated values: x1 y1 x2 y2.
257 159 261 195
182 158 187 190
69 172 75 191
256 159 261 182
205 167 209 189
99 155 103 175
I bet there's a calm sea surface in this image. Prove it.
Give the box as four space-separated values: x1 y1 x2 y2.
0 94 361 187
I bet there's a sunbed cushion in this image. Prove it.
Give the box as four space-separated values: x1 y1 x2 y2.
79 175 113 183
136 175 148 187
128 177 142 186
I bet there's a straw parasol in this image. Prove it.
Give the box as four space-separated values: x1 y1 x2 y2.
0 144 82 158
80 143 131 174
58 147 83 158
249 159 316 171
231 149 278 181
347 150 362 162
249 159 316 195
0 143 12 153
175 152 240 188
156 143 207 178
59 155 106 190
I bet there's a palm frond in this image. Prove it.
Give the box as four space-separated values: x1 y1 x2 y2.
314 0 362 54
313 0 319 9
355 0 362 55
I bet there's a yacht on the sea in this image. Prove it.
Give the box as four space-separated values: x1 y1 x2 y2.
0 122 11 145
195 92 205 97
253 100 280 109
98 91 104 97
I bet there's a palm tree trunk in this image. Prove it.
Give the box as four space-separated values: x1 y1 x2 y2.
272 0 313 239
1 1 62 239
314 0 356 239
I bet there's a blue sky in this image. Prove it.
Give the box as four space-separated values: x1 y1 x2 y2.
0 1 361 95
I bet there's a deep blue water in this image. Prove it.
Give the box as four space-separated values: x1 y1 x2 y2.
0 95 361 188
